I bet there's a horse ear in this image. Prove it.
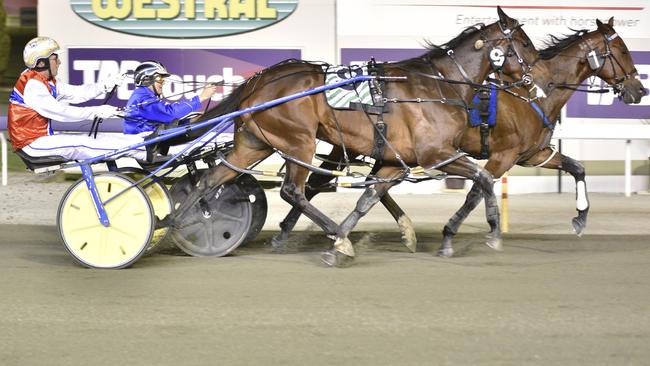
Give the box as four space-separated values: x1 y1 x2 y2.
596 19 603 28
608 17 614 26
497 6 509 23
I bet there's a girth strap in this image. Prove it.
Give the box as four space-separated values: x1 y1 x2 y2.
367 58 389 162
371 120 388 162
477 87 491 159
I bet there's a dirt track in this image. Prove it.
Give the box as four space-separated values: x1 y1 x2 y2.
1 173 650 365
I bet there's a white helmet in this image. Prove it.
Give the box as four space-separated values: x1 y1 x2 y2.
134 60 171 87
23 36 60 69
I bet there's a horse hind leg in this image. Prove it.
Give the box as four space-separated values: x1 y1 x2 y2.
321 167 403 267
279 162 340 244
166 142 273 228
272 160 340 249
276 165 417 254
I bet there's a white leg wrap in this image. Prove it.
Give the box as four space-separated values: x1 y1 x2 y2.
576 181 589 211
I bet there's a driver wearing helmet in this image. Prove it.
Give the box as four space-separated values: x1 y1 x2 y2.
123 60 217 134
7 36 145 161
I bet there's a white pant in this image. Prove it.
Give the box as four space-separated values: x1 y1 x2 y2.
22 131 234 162
22 132 147 161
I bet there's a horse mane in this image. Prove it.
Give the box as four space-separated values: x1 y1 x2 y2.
200 58 327 122
199 80 249 122
539 28 589 60
416 23 486 61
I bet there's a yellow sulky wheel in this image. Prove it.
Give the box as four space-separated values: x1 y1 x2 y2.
117 167 172 255
57 173 154 269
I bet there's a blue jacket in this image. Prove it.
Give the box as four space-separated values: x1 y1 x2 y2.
123 86 201 134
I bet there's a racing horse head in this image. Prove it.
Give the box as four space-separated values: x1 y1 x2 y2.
537 17 646 104
592 17 647 103
418 6 538 89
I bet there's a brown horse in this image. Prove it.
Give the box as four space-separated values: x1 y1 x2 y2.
276 17 646 257
438 18 646 255
165 7 539 266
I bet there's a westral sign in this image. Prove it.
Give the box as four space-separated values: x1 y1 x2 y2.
566 51 650 119
67 48 301 106
342 48 650 120
70 0 299 38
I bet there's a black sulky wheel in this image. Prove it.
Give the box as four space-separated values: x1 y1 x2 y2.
168 172 255 257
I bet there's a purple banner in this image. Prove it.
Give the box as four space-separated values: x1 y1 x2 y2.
566 51 650 119
68 48 301 107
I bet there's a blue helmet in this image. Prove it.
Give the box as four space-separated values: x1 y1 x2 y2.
133 60 171 87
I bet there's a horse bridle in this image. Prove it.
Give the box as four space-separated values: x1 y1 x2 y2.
444 21 535 88
580 29 638 93
486 21 535 85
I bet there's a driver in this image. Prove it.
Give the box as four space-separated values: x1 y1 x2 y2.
123 60 217 134
7 36 146 160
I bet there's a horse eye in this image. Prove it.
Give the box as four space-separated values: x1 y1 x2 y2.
523 42 530 48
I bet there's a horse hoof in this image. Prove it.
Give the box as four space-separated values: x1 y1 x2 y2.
270 235 286 250
572 217 586 237
320 249 355 268
485 236 503 251
402 235 417 253
436 247 454 257
398 215 417 253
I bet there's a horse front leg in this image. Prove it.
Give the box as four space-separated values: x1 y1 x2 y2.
380 193 417 253
440 183 484 257
523 149 589 236
321 166 403 267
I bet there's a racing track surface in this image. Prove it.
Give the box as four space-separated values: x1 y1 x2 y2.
1 173 650 365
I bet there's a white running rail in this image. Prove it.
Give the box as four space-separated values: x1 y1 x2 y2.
553 124 650 197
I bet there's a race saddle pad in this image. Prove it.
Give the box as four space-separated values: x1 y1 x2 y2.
469 84 497 128
322 64 373 110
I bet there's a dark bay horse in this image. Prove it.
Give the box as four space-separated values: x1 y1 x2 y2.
167 8 539 266
438 18 646 255
277 17 646 257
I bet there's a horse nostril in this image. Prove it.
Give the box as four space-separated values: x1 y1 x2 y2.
641 88 649 96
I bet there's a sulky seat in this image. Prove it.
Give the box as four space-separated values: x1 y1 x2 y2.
15 149 69 171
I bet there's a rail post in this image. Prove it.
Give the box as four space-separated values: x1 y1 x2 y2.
501 172 508 233
625 139 632 197
1 132 7 186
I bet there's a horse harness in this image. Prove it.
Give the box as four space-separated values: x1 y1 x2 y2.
330 21 536 165
366 58 390 162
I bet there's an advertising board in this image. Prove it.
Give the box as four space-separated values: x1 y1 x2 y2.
68 48 301 106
